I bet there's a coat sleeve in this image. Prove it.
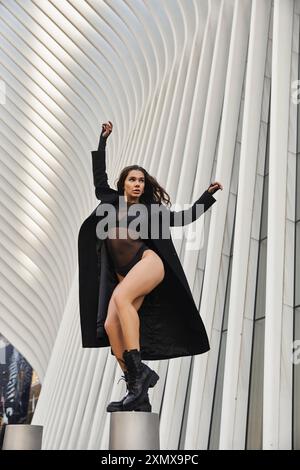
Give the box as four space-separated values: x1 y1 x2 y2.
169 190 217 226
91 134 118 200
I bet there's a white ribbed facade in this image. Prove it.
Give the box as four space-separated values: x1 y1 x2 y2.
0 0 299 449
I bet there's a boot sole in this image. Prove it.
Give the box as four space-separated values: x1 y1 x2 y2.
107 403 152 412
107 397 152 413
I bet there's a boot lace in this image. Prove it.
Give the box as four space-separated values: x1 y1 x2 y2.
126 368 139 388
117 374 127 385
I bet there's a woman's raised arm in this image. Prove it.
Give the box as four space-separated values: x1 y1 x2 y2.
91 121 118 200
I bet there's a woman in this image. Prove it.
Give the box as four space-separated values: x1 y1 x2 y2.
78 121 223 413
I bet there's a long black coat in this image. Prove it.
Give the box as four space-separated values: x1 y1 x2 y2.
78 139 217 360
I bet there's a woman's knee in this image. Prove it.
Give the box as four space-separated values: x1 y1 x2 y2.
104 297 121 332
113 289 130 312
104 315 120 333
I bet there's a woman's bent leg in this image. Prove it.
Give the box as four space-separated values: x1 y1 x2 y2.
104 294 145 372
113 250 165 351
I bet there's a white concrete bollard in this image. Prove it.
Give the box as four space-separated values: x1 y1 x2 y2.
2 424 43 450
109 412 160 450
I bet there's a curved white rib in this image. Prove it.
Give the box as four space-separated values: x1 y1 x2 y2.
219 0 271 449
263 0 293 450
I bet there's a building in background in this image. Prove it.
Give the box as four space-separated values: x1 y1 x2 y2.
0 334 41 435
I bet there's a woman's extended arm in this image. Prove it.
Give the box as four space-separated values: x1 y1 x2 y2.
169 182 222 226
91 121 117 200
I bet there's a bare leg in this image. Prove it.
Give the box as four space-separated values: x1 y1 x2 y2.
113 250 165 351
104 294 145 372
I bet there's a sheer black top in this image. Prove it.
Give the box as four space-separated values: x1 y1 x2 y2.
105 199 149 274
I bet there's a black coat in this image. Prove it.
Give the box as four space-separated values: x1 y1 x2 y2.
78 138 217 361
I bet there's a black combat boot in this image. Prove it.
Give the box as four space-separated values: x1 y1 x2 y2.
106 371 152 412
122 349 159 411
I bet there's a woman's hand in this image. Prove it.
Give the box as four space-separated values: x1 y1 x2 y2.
101 121 113 138
207 181 223 194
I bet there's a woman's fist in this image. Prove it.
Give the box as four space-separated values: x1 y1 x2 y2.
101 121 113 138
207 181 223 194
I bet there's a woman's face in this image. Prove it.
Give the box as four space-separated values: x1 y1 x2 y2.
123 170 145 201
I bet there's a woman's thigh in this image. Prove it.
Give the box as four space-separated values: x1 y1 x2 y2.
113 249 165 308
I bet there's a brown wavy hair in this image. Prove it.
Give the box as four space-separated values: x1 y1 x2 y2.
115 165 171 207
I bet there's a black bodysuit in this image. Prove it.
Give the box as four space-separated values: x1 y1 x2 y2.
105 199 150 276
